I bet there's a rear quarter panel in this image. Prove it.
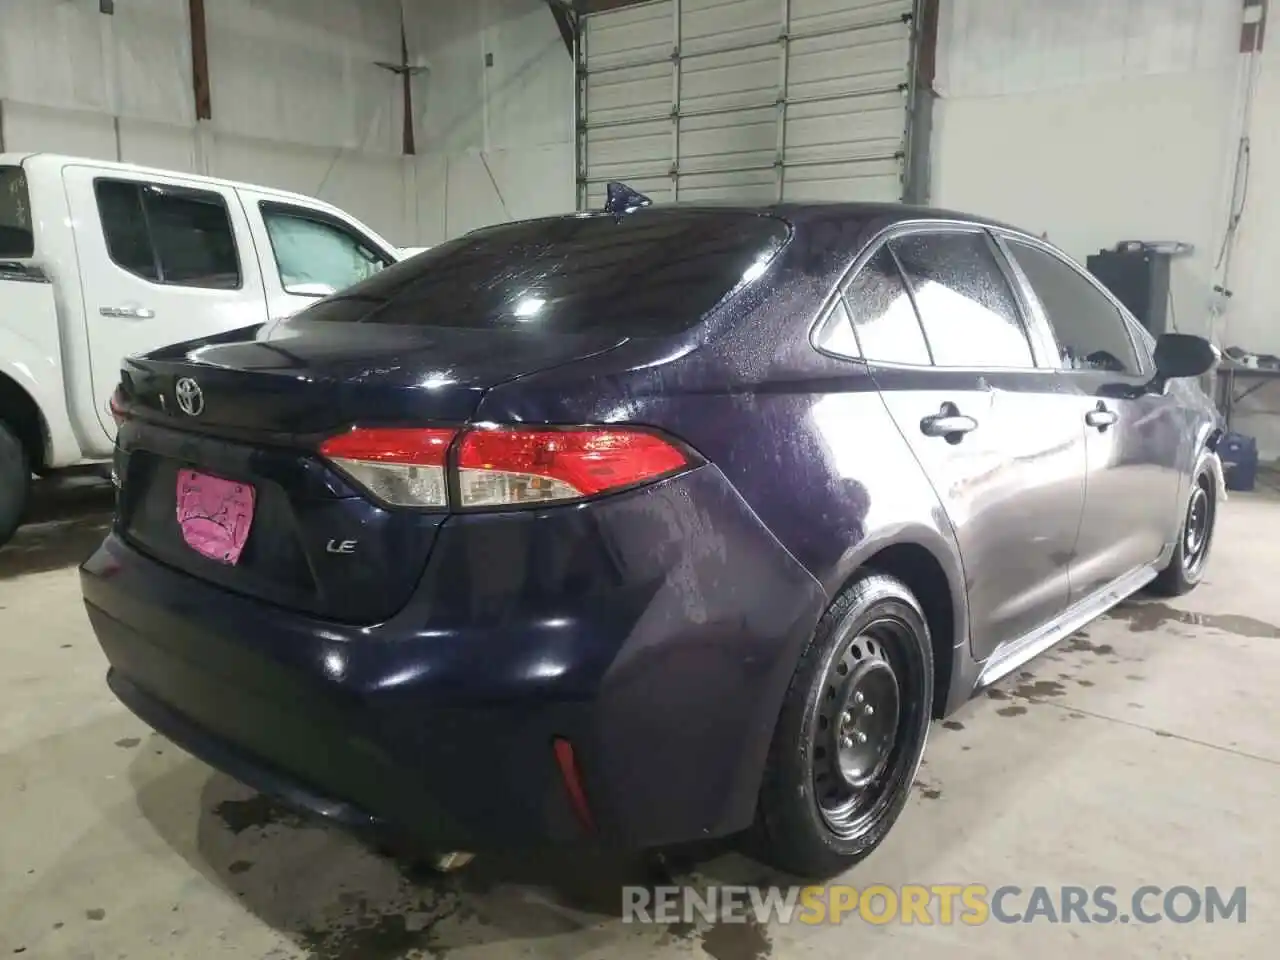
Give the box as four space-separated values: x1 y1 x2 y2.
475 213 972 809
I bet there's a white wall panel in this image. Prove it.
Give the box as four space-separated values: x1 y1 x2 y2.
111 0 195 125
578 0 914 208
933 0 1280 454
484 0 575 151
116 118 198 173
205 0 402 153
0 0 575 247
404 0 575 239
936 0 1233 99
933 70 1234 334
1 101 118 160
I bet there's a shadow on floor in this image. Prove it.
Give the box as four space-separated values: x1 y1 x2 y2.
0 477 114 581
127 746 787 960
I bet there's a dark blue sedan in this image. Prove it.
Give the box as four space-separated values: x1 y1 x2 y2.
83 187 1222 878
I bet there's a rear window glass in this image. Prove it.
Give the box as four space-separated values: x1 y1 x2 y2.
294 210 791 335
0 166 35 259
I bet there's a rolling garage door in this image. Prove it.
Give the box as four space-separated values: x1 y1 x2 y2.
576 0 919 209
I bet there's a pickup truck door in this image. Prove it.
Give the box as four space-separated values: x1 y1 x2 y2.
234 189 397 322
61 164 269 442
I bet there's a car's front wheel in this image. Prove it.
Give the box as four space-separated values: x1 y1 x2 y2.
1150 463 1217 597
755 571 933 878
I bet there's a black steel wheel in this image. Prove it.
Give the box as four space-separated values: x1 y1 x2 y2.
1182 477 1213 578
1151 463 1217 597
755 571 933 878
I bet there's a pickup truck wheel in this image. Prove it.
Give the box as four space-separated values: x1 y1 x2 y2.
0 420 30 548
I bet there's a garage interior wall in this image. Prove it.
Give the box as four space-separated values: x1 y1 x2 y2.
931 0 1280 454
0 0 575 246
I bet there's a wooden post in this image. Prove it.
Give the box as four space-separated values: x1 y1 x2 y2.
189 0 212 121
401 18 415 155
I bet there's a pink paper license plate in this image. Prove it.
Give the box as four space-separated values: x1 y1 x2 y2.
175 469 256 565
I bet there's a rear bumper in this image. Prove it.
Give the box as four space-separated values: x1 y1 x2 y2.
106 667 381 830
82 467 826 850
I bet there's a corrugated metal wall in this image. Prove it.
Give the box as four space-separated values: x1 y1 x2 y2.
577 0 915 209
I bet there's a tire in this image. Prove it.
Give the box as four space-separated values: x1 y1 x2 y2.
0 419 31 549
755 571 934 878
1149 464 1217 597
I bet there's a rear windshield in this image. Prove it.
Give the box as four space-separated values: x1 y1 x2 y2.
294 209 790 335
0 166 35 259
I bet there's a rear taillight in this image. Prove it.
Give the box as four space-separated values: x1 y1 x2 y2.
456 427 691 508
318 425 694 510
109 386 130 428
319 427 457 508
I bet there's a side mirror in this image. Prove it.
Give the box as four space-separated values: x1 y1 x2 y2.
1153 333 1219 380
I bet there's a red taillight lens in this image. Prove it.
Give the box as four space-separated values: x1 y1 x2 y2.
318 425 694 510
456 427 691 508
109 386 130 428
319 427 457 507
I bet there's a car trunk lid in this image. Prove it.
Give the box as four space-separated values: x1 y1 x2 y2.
114 319 627 623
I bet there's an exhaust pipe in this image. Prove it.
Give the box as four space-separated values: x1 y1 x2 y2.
429 851 475 872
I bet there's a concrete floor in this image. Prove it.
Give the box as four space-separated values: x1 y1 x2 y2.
2 480 1278 959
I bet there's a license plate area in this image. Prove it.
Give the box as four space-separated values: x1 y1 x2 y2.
176 468 256 565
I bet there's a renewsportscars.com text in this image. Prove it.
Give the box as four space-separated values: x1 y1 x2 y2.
622 884 1247 926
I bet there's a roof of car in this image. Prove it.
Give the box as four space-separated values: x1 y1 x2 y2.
552 199 1029 236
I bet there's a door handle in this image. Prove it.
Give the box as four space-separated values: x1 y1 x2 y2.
100 305 155 320
920 403 978 444
1085 404 1118 430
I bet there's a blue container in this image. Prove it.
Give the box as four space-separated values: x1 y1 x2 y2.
1219 431 1258 492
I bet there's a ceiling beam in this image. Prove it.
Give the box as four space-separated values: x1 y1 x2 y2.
545 0 577 57
188 0 212 121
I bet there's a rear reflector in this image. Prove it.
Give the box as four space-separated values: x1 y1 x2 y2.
319 427 456 508
109 385 130 428
457 427 691 508
552 737 596 834
318 425 693 510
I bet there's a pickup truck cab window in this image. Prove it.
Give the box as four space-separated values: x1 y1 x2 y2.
260 202 391 297
95 179 241 290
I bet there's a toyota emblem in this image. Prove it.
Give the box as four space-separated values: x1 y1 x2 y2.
175 377 204 417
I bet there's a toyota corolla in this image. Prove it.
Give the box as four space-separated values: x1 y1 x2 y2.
82 187 1222 878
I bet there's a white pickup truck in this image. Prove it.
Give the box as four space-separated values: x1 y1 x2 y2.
0 153 406 547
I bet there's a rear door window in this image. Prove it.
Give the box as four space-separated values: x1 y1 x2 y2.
841 246 931 365
890 231 1035 369
0 165 34 258
295 210 791 335
96 179 241 289
813 296 860 358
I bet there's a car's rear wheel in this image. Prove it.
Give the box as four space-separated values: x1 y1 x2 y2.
755 571 933 878
1150 465 1217 597
0 420 30 549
